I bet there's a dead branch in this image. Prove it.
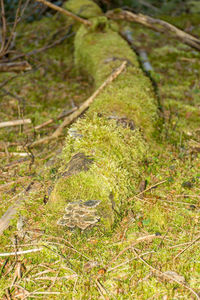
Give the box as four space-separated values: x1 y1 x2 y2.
35 0 92 26
0 119 31 128
4 29 75 63
106 10 200 51
174 235 200 260
0 61 31 72
28 61 127 148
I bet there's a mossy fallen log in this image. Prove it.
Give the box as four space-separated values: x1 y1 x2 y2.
48 0 159 231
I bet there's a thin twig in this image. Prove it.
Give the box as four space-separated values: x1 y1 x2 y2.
107 234 160 267
169 242 192 249
3 0 22 54
27 275 77 281
6 30 75 63
174 235 200 260
107 251 155 272
95 279 108 300
35 0 92 26
33 291 61 295
0 177 27 190
132 248 200 299
0 248 43 257
31 107 77 131
53 61 127 138
139 196 197 206
28 61 127 147
43 235 90 260
135 179 168 197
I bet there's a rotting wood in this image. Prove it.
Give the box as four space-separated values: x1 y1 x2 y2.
106 10 200 51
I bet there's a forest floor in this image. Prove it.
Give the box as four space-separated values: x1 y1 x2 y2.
0 13 199 299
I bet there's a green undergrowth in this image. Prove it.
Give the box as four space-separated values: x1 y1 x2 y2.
0 4 199 300
0 15 92 145
128 14 200 145
0 144 199 299
0 13 92 214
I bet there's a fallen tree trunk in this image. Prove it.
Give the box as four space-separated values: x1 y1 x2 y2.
47 0 159 231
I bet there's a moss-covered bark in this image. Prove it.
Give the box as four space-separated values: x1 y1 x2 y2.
48 0 159 230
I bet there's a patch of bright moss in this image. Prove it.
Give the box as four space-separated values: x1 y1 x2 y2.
50 116 147 228
64 0 102 18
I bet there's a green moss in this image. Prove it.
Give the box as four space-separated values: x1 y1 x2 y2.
49 4 159 230
0 8 199 298
49 116 147 228
75 25 158 136
64 0 102 18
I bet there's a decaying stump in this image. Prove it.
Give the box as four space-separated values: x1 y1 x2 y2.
47 0 160 230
